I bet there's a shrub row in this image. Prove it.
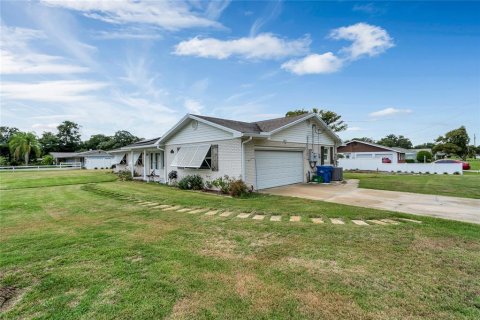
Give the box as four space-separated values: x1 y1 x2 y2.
173 172 250 197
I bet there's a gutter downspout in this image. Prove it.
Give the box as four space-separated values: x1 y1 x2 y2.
241 137 253 181
130 150 134 178
143 149 146 181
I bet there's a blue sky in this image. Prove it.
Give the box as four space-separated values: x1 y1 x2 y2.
1 1 479 145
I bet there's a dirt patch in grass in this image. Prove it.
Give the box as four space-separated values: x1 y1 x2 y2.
200 234 255 261
167 292 207 320
280 257 366 276
0 286 26 312
128 219 177 243
66 288 87 308
295 290 366 319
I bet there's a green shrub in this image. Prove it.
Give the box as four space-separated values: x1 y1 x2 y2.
0 156 8 166
416 150 433 163
116 170 133 181
178 175 204 190
41 155 54 165
405 159 415 163
211 175 231 194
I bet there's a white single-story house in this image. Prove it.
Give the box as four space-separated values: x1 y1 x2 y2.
337 140 407 164
114 113 341 190
50 150 112 169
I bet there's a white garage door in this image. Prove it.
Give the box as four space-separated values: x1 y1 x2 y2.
84 157 112 169
255 150 304 189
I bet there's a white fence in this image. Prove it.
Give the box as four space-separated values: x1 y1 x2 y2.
338 158 463 175
0 162 82 171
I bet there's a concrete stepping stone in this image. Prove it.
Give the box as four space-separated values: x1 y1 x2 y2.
330 218 345 225
311 218 324 224
252 215 265 220
163 206 182 211
204 210 218 216
381 219 400 225
367 219 388 225
219 211 233 217
177 208 193 212
188 208 207 214
236 213 251 219
290 216 301 222
151 204 171 209
397 218 422 224
270 215 282 222
352 220 369 226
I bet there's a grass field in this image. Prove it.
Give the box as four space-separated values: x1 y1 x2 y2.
1 170 479 319
467 159 480 171
344 172 480 199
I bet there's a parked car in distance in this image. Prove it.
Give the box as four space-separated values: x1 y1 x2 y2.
434 159 470 170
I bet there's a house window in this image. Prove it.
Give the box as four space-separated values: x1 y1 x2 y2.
120 154 127 164
171 145 218 171
137 153 143 166
150 153 158 170
323 147 329 161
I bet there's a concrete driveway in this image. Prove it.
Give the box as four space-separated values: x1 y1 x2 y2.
263 180 480 224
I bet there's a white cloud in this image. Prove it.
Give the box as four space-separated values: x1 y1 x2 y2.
40 0 226 31
346 126 365 132
281 52 343 75
184 98 204 114
173 33 311 60
0 80 108 103
369 107 412 118
0 25 88 75
94 30 163 40
330 22 394 60
32 123 59 131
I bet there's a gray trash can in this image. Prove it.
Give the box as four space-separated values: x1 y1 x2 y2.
331 167 343 181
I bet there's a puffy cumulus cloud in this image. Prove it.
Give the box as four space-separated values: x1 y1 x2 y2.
184 98 204 114
369 107 412 118
330 22 394 60
281 52 343 75
173 33 311 60
40 0 227 30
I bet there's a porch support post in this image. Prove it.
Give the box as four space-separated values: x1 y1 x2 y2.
143 149 146 181
131 150 134 177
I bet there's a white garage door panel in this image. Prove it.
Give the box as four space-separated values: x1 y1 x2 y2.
85 157 112 169
255 150 304 189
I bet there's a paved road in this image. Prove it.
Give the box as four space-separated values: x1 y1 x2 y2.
263 180 480 224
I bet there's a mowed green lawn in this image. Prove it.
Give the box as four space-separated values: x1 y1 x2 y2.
1 171 480 319
344 172 480 199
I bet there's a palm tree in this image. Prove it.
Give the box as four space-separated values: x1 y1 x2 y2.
9 132 41 165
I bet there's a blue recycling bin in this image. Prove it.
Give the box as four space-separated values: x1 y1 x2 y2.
316 165 333 183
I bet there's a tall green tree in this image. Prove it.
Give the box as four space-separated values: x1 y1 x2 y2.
414 142 435 149
39 132 60 154
433 126 470 160
9 132 41 165
348 137 375 143
377 134 413 149
0 126 19 162
56 121 81 152
98 131 140 150
285 108 347 132
83 134 112 150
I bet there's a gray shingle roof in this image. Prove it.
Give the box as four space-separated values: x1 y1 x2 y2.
50 152 79 159
194 113 310 134
124 137 161 148
76 150 112 157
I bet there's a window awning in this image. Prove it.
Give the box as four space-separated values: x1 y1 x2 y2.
112 153 126 165
171 145 210 168
131 152 141 166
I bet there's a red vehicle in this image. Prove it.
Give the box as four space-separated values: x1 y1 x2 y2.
434 159 470 170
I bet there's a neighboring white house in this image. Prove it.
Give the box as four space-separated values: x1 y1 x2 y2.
124 113 341 190
76 150 113 169
50 150 112 169
337 140 407 164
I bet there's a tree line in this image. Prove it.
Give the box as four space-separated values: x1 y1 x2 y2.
0 121 141 166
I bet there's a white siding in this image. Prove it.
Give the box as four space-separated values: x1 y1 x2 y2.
165 138 242 183
165 119 234 145
84 157 112 169
270 120 335 145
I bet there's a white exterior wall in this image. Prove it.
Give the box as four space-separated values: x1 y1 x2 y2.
84 156 113 169
165 138 242 183
270 120 335 145
338 158 463 175
342 152 398 163
166 119 234 145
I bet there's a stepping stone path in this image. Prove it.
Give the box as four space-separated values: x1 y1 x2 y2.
219 211 233 217
397 218 422 224
163 206 181 211
352 220 369 226
83 186 424 228
381 219 400 225
330 218 345 225
188 209 207 214
367 219 388 225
